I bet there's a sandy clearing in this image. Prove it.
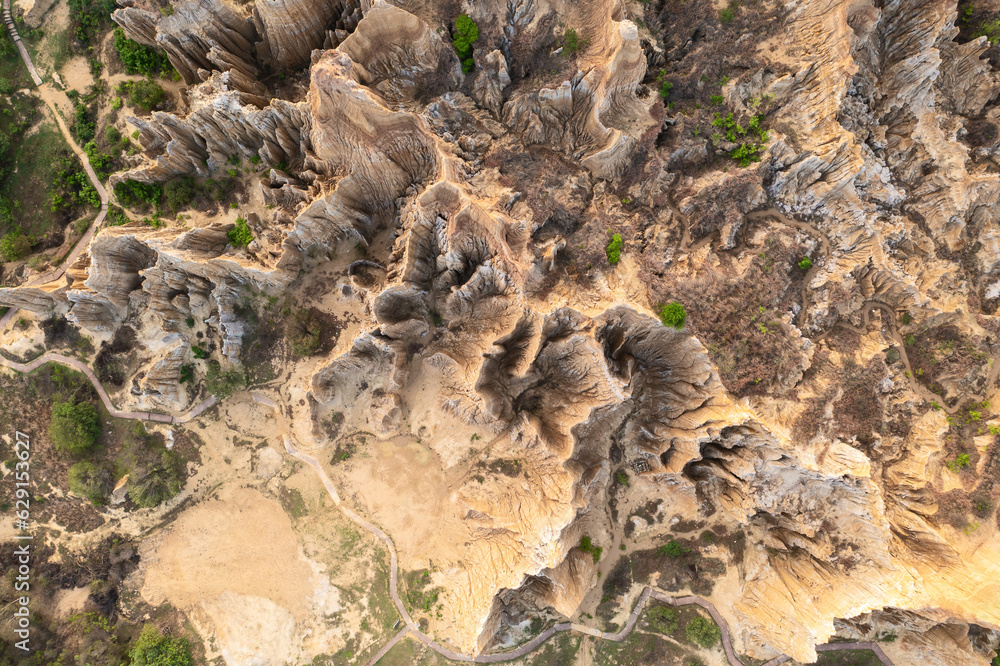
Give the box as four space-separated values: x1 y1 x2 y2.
139 485 317 620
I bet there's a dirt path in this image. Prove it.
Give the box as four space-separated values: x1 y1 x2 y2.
0 351 215 422
0 1 109 331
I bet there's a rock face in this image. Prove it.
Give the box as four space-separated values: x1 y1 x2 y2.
7 0 1000 663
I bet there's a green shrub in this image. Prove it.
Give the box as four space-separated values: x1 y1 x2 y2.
648 606 679 634
452 14 479 73
114 179 162 210
975 18 1000 44
614 470 629 486
227 217 253 247
657 539 690 558
563 28 587 56
205 361 245 399
163 174 198 212
68 461 105 504
179 364 193 383
946 453 972 472
658 302 686 329
106 204 129 226
49 400 101 456
710 94 724 105
286 308 322 356
579 536 602 563
113 27 171 75
130 623 192 666
68 0 116 44
0 230 35 261
606 233 623 264
73 102 95 142
126 79 166 112
731 141 762 166
118 422 184 508
685 616 720 648
719 3 736 23
797 256 812 270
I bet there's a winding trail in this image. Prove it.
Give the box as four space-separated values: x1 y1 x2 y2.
0 0 109 330
0 351 215 422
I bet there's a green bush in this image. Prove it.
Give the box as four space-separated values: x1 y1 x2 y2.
49 400 101 456
685 616 720 649
563 29 586 57
117 422 184 508
163 174 198 212
452 14 479 73
648 606 679 634
653 69 674 99
606 233 623 264
113 27 171 75
658 302 686 329
286 308 322 356
205 361 245 399
657 539 690 558
579 536 602 563
68 461 105 504
0 230 35 261
227 217 253 247
797 256 812 270
975 18 1000 44
73 102 95 142
719 2 736 23
114 179 162 210
130 623 192 666
614 470 629 486
126 79 166 112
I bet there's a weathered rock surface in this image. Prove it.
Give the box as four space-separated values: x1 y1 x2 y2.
6 0 1000 663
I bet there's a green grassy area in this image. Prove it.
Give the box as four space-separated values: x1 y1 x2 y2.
524 632 582 666
373 636 453 666
593 630 685 666
3 121 80 239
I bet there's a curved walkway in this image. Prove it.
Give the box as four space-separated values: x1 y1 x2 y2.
0 0 109 330
2 0 42 85
0 351 215 422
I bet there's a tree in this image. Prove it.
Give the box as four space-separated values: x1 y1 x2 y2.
49 401 101 456
126 79 166 112
113 27 171 75
452 14 479 73
648 606 679 634
659 302 686 329
227 217 253 247
117 422 184 508
286 308 322 356
68 461 105 504
0 230 34 261
606 233 623 264
130 624 192 666
685 616 720 649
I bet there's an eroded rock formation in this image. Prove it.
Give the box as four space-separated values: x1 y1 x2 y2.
5 0 1000 663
